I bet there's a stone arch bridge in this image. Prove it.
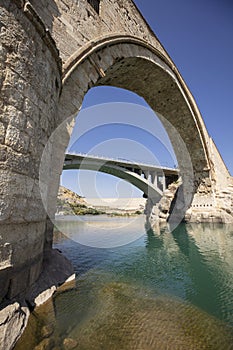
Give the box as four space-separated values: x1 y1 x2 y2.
0 1 232 348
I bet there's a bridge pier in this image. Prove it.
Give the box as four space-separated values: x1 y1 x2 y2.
158 174 166 192
0 3 74 349
150 171 157 186
143 170 149 180
0 0 63 304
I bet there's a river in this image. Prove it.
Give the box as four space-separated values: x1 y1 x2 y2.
15 215 233 349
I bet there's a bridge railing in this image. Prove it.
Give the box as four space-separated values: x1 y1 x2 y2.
66 152 179 172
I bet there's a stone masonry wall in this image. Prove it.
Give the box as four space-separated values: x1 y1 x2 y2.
29 0 214 182
30 0 170 64
0 1 62 303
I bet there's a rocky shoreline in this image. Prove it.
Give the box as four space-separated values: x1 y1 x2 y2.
0 250 75 350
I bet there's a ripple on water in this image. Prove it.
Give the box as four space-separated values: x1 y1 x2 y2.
15 271 233 350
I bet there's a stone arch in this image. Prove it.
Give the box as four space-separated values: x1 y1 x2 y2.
59 36 211 174
45 36 213 217
41 35 214 243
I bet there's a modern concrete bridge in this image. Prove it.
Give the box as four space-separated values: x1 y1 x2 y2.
64 153 179 202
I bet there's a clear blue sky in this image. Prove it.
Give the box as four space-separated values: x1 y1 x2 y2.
133 0 233 174
61 0 233 198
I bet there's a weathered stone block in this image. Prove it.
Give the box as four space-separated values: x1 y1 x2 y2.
5 105 27 130
1 83 25 111
0 145 7 162
29 259 43 286
24 198 47 222
5 125 30 153
0 122 6 143
0 243 12 270
5 149 31 176
0 196 13 222
9 198 28 223
0 222 46 267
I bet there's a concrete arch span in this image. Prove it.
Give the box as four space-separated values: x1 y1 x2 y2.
63 158 164 202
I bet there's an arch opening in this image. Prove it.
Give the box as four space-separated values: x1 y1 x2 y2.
40 38 213 248
61 88 178 202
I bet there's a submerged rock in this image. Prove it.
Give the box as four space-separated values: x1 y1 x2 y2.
41 324 54 339
63 278 233 350
63 337 78 349
34 338 54 350
13 270 233 350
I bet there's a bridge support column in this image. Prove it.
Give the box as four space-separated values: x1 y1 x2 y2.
150 171 157 186
158 174 166 192
161 175 166 192
143 170 149 180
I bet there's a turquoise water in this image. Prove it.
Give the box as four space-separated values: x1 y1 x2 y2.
15 216 233 349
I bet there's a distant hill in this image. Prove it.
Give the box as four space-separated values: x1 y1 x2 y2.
56 186 104 215
56 186 144 216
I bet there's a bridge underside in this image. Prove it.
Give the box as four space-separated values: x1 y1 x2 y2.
63 154 179 203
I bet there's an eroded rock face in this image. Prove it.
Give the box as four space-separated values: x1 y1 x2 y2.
145 179 182 228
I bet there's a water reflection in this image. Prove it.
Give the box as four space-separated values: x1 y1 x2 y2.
147 222 233 324
15 218 233 349
54 214 146 248
185 223 233 324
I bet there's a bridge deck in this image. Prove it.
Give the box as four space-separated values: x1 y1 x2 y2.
65 153 179 176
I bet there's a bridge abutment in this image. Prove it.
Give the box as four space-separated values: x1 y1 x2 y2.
185 139 233 223
147 163 233 229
